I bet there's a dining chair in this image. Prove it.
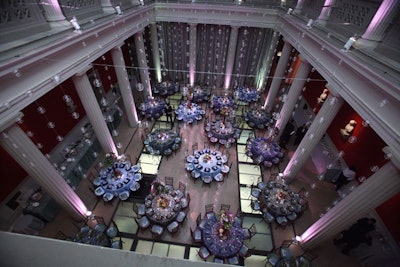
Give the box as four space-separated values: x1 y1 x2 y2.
226 255 239 265
192 142 198 153
176 210 187 223
166 221 180 235
299 187 310 199
111 236 123 249
164 176 174 187
238 243 253 258
261 210 275 224
132 202 146 217
196 213 206 229
197 246 211 261
150 224 164 239
213 257 225 264
178 181 186 195
243 223 257 241
205 204 214 214
134 216 150 233
106 220 119 239
190 227 202 243
220 203 230 212
55 230 68 240
180 192 190 210
275 216 289 229
266 252 280 266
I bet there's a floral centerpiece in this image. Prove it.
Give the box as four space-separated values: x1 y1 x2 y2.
151 180 166 195
104 152 118 167
217 210 234 240
203 153 212 163
276 189 287 200
157 196 169 209
220 106 231 116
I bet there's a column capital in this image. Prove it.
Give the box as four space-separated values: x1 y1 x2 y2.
113 42 125 50
383 146 400 170
298 53 310 64
0 112 23 133
75 65 92 76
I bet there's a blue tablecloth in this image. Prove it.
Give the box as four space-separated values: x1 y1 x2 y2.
202 215 244 258
144 129 180 155
235 87 259 103
175 102 205 124
205 120 240 145
153 82 179 96
211 96 236 115
245 137 283 165
139 98 166 119
93 161 142 201
73 226 111 247
191 87 211 103
245 109 272 129
185 149 229 182
259 180 303 218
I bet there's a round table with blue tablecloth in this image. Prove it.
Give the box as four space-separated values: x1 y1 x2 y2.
211 95 236 115
245 137 283 166
92 161 142 201
175 102 205 124
153 82 179 96
139 97 166 120
234 86 259 103
205 119 241 146
144 128 180 156
244 109 272 129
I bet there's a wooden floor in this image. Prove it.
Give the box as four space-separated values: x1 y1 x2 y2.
38 92 363 267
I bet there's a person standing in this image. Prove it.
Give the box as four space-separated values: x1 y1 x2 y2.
279 119 295 149
294 123 307 146
333 165 356 191
165 102 174 128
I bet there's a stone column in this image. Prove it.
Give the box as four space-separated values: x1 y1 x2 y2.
275 55 311 138
134 31 152 97
316 0 337 26
150 23 162 83
224 26 239 90
39 0 70 28
0 113 87 220
294 0 306 14
259 31 280 91
283 93 344 180
111 44 139 128
300 161 400 250
263 41 293 112
357 0 400 49
189 23 198 87
72 69 118 155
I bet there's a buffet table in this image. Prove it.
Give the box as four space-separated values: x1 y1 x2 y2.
144 129 181 156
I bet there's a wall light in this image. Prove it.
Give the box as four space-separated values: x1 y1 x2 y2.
115 5 122 15
342 36 357 52
70 16 81 32
139 0 144 6
286 8 293 15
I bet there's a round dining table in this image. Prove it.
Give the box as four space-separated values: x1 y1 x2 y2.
153 82 179 96
72 225 111 247
201 214 244 258
144 128 181 156
191 86 211 103
144 183 188 226
244 109 273 129
258 180 304 221
175 102 205 124
235 86 259 103
211 95 236 115
205 119 241 146
139 97 166 120
185 148 229 183
245 137 283 165
92 161 142 202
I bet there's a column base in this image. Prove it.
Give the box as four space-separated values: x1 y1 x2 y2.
354 38 379 50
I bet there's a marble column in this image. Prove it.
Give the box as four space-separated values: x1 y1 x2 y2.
224 26 239 90
134 31 152 97
263 41 293 112
72 69 118 156
275 55 311 138
357 0 400 49
258 31 280 91
150 23 162 83
300 161 400 250
111 44 139 128
316 0 336 26
39 0 70 28
283 93 344 180
189 23 198 87
0 113 88 220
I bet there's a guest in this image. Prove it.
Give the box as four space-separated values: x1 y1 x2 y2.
294 123 307 146
333 165 356 191
334 217 376 255
279 119 295 149
165 103 173 122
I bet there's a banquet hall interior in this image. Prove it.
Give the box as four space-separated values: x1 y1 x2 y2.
0 1 399 267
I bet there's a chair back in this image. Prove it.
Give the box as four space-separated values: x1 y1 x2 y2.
178 181 186 193
205 204 214 214
165 176 174 186
220 203 230 212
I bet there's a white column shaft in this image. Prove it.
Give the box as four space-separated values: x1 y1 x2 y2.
150 23 162 83
224 26 239 89
189 24 198 87
134 32 152 97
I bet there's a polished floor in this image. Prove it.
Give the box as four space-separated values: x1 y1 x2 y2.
38 91 363 267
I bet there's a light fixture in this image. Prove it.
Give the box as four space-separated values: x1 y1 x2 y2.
70 16 81 32
139 0 144 6
286 8 293 15
342 36 357 52
306 19 314 29
115 5 122 15
277 51 282 57
85 210 93 218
